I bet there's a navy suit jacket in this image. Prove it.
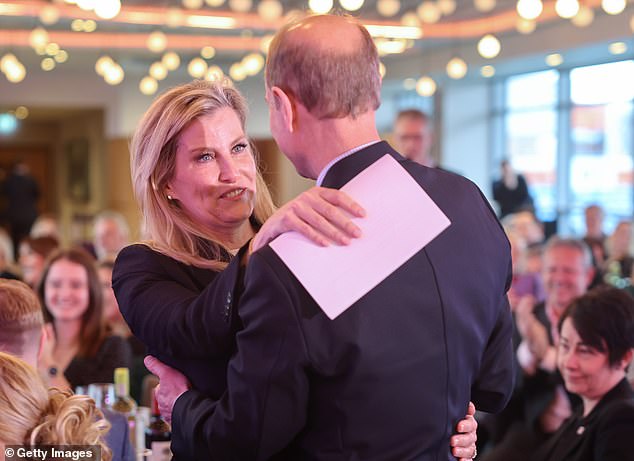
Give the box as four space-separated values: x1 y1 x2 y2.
172 141 515 460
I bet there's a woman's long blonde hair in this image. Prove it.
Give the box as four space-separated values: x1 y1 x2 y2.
130 79 276 269
0 352 111 460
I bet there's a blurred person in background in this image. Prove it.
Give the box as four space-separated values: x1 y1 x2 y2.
38 248 132 390
0 227 19 280
493 160 534 219
582 204 608 289
0 352 112 461
604 220 633 287
1 161 40 253
29 213 61 241
0 278 133 461
18 235 59 288
392 109 437 168
89 211 131 262
531 287 634 461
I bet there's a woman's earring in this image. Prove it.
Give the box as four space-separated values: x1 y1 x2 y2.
167 194 173 200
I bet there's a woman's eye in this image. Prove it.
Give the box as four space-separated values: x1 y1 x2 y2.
232 143 247 154
199 152 214 161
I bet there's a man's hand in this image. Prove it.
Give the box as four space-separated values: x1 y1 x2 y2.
144 355 190 424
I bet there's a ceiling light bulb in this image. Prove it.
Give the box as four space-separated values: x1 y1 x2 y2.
608 42 627 55
205 65 224 82
149 62 168 80
15 106 29 120
104 64 124 85
188 57 208 78
71 19 84 32
377 0 400 16
41 57 56 71
229 62 247 81
516 0 543 20
242 53 265 75
77 0 95 10
45 43 60 56
140 76 158 95
182 0 204 8
403 78 416 90
474 0 496 12
39 6 60 25
417 2 441 23
309 0 334 14
147 31 167 53
229 0 253 12
437 0 457 15
340 0 364 11
257 0 283 20
206 0 226 5
95 55 113 76
162 52 181 71
480 65 495 77
416 75 436 96
401 12 421 26
94 0 121 19
84 20 97 32
5 62 26 83
29 28 49 49
602 0 626 14
477 34 501 58
54 50 69 63
0 54 18 73
516 18 536 33
545 53 563 67
571 6 594 26
555 0 579 18
446 57 467 79
201 46 216 59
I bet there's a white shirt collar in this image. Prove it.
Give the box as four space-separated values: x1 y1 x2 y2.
315 140 381 186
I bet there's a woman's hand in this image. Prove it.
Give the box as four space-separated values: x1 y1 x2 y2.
252 187 366 252
450 401 479 460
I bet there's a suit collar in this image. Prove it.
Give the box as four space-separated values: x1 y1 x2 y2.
320 141 404 189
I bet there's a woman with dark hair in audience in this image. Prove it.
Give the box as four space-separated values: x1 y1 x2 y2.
18 235 59 288
531 287 634 461
37 248 132 390
0 352 111 461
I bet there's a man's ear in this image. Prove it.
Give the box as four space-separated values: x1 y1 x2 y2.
270 86 296 133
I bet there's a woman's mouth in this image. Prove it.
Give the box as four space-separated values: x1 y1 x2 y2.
221 188 246 199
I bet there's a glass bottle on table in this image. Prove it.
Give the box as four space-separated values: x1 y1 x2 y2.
145 387 172 461
111 367 138 449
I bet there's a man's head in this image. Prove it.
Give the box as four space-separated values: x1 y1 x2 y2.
93 211 130 261
392 110 434 167
264 14 381 176
0 279 43 366
542 237 594 319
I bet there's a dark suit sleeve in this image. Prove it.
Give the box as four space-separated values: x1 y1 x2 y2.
471 293 515 413
593 401 634 460
171 250 310 461
112 244 243 359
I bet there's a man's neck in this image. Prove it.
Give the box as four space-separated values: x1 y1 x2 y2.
297 109 381 179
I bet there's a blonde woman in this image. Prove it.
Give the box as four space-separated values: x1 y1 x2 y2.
0 352 111 461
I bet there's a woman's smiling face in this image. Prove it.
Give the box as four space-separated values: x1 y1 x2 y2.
166 107 257 236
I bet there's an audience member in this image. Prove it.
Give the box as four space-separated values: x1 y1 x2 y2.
0 278 134 461
582 204 608 288
481 237 594 461
0 227 19 280
531 287 634 461
502 210 544 247
29 213 61 240
2 161 40 252
391 109 437 167
38 248 132 390
0 352 112 461
492 160 534 218
506 230 545 309
605 219 633 286
90 211 131 261
17 235 59 288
